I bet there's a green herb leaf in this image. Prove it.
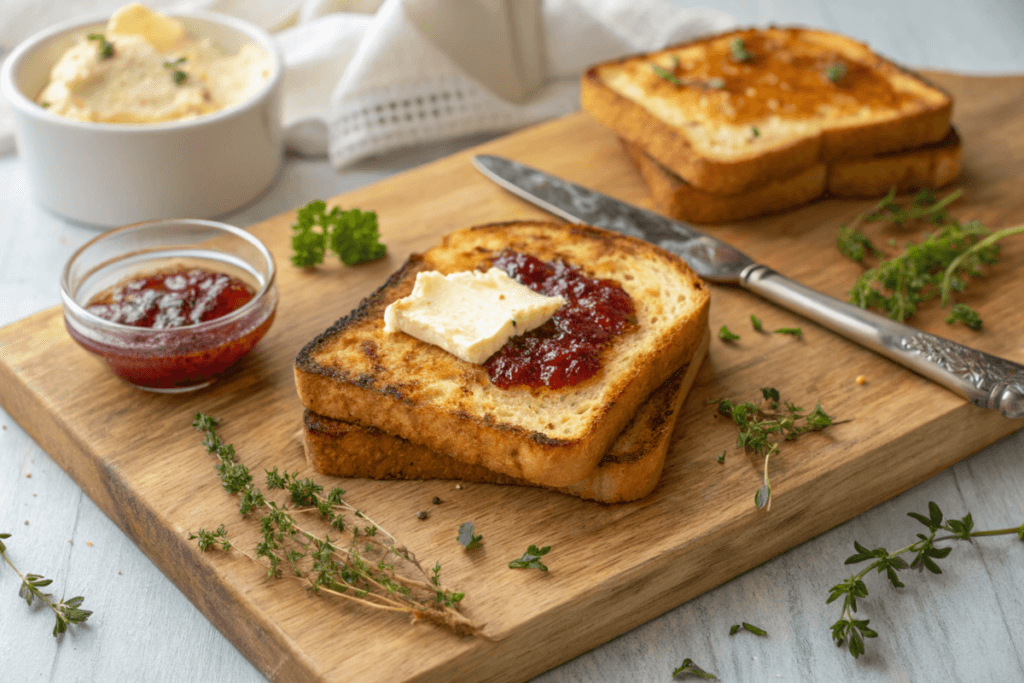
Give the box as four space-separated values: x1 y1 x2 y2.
826 62 847 83
754 482 771 510
751 126 760 138
673 657 717 679
944 303 982 330
716 451 726 464
750 314 763 331
730 38 752 62
742 622 767 636
773 327 802 337
508 544 550 571
718 325 740 341
651 63 682 86
87 33 114 59
729 624 740 635
457 522 483 550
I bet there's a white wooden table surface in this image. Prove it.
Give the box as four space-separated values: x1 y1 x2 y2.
2 1 1023 681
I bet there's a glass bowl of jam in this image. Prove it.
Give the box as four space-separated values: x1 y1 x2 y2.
60 219 277 393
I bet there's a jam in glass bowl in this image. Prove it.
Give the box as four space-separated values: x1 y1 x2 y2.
60 219 277 393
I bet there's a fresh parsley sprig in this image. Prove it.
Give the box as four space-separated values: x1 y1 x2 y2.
828 501 1024 659
715 389 836 510
190 414 477 636
0 533 92 637
290 200 386 268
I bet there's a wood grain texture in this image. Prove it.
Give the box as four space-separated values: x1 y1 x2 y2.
1 73 1023 683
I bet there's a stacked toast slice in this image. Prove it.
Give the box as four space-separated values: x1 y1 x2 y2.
294 221 711 502
582 27 958 222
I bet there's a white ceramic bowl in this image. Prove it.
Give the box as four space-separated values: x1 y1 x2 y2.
0 10 284 227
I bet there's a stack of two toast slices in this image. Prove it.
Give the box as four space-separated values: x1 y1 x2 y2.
294 221 711 503
582 27 960 223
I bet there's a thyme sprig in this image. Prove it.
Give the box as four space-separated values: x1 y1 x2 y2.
828 501 1024 659
0 533 92 637
837 188 1024 329
190 414 478 636
715 389 836 510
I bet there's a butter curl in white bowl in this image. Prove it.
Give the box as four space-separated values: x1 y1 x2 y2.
0 3 284 227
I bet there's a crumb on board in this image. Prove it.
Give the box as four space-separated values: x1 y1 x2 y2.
86 542 93 547
855 375 867 385
455 484 463 490
24 520 28 525
25 473 31 478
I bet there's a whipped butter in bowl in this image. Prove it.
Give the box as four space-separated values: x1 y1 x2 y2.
37 3 273 124
0 3 283 226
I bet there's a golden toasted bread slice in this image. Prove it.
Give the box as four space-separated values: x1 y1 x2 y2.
622 127 962 223
582 27 953 194
294 221 710 488
302 331 708 503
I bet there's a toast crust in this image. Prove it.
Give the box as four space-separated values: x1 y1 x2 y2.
623 127 961 223
294 221 710 488
301 331 709 503
582 27 953 194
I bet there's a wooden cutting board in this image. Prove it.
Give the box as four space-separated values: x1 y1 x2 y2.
2 73 1023 683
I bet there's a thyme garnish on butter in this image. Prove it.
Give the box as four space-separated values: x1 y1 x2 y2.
715 389 835 510
190 414 477 636
0 533 92 637
163 57 187 85
828 501 1024 659
87 33 114 59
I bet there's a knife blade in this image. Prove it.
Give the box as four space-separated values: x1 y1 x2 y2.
472 154 1024 419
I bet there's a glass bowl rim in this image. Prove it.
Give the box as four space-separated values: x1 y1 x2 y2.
59 217 277 335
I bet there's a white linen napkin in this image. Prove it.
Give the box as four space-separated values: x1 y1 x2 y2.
0 0 734 166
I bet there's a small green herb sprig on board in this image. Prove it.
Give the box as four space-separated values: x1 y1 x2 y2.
672 657 717 679
827 501 1024 659
190 414 477 636
715 388 836 511
290 200 387 267
0 533 92 637
508 544 550 571
836 188 1024 329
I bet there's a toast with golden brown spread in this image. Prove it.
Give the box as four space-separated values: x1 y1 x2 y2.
294 221 710 488
622 127 962 223
582 27 953 195
301 330 708 503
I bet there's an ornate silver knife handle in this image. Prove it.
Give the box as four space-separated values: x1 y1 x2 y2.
742 265 1024 419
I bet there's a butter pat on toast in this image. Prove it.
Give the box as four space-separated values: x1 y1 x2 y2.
582 27 953 194
301 330 709 503
622 127 962 223
294 221 710 488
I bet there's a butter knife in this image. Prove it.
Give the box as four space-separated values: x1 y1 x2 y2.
472 154 1024 419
